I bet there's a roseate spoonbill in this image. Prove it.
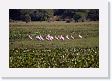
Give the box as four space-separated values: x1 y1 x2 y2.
46 34 54 41
60 35 65 40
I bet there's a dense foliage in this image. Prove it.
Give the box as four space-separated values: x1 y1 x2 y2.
10 47 99 68
9 9 99 22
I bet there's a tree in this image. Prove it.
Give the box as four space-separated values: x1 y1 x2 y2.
9 9 99 22
9 9 21 20
24 14 31 23
87 9 99 21
73 14 81 22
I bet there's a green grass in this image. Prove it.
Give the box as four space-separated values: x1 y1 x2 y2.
9 21 99 68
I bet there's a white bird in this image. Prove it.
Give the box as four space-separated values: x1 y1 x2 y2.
79 34 82 38
46 34 54 41
50 36 54 40
46 37 49 40
66 35 70 40
36 35 41 40
28 35 33 40
60 35 65 40
55 35 59 40
71 35 74 39
39 35 44 40
46 34 50 40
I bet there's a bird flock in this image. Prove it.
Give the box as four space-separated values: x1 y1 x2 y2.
28 34 82 41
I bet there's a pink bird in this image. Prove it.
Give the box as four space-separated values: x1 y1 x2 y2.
46 34 54 41
60 35 65 40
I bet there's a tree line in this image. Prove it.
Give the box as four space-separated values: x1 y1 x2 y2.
9 9 99 23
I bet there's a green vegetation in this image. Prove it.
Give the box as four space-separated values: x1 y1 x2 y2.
9 21 99 68
9 9 99 23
